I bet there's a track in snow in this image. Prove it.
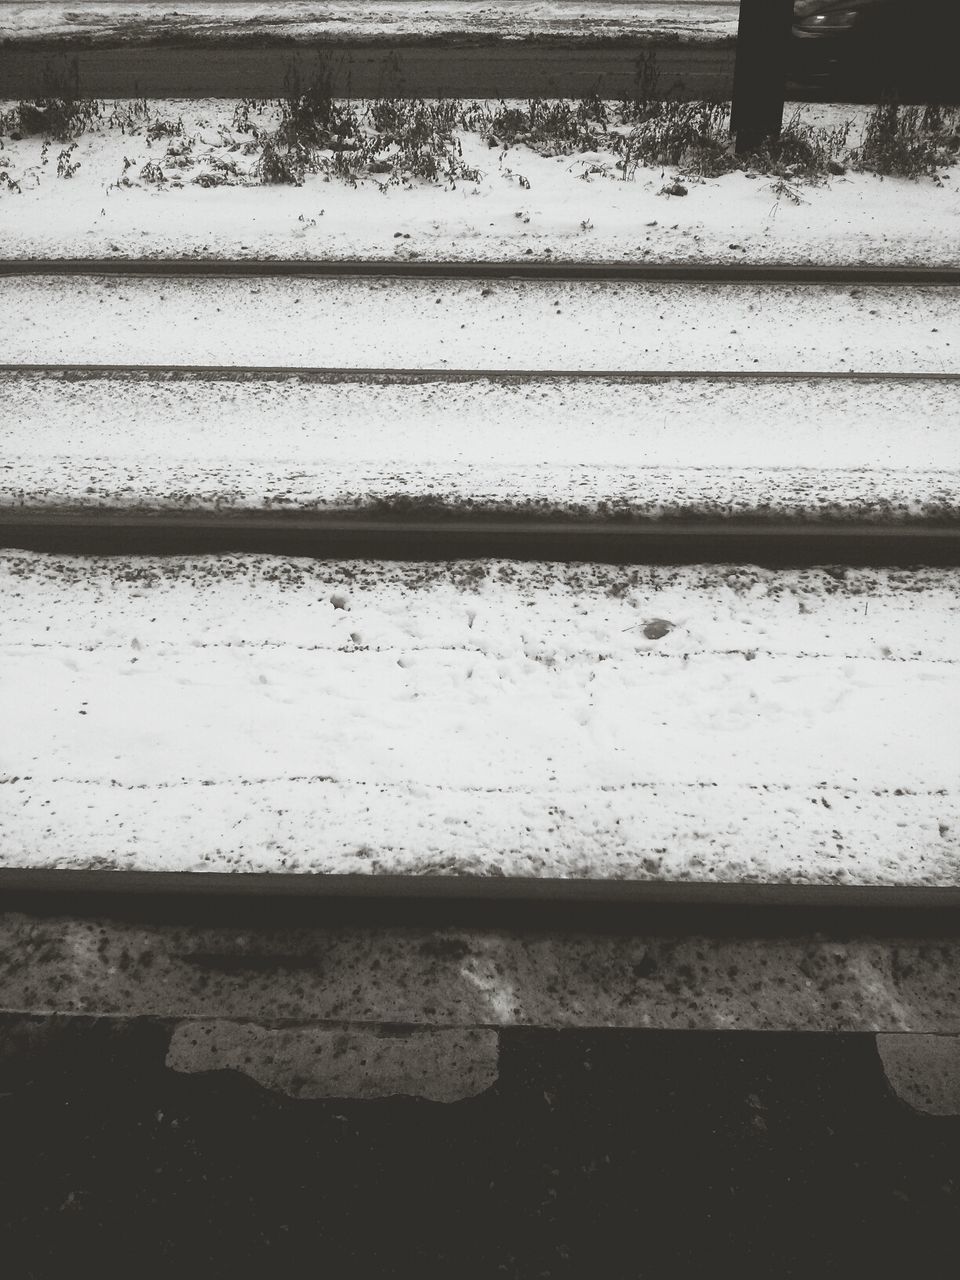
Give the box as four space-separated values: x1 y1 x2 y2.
4 366 956 531
3 259 957 907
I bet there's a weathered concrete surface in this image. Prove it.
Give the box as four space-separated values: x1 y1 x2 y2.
877 1033 960 1116
166 1021 499 1100
3 912 960 1031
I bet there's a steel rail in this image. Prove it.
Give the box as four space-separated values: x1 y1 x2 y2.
2 260 960 284
3 364 959 383
1 868 958 935
3 262 958 934
2 511 958 566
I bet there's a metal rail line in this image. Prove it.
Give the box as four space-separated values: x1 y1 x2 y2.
3 512 958 566
2 260 959 284
4 253 958 927
1 868 959 935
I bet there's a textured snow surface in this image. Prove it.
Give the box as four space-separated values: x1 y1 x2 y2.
1 552 958 882
0 101 957 267
3 371 958 520
5 276 959 371
0 2 739 42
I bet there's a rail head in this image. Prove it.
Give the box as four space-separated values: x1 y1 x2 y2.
2 868 960 937
2 511 958 567
1 261 960 284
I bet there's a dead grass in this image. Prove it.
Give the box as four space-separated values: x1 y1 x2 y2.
0 65 957 193
852 104 960 180
241 73 484 188
4 96 102 142
484 98 608 156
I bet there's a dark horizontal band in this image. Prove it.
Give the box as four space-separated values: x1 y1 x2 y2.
2 259 959 284
3 364 958 383
1 868 958 936
2 512 958 567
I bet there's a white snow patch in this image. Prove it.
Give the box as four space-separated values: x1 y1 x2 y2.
0 2 740 43
1 553 957 883
3 275 958 371
2 372 958 520
0 100 956 267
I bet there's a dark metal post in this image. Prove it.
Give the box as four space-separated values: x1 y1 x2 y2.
730 0 795 153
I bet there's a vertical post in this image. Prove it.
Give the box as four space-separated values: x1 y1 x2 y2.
730 0 795 154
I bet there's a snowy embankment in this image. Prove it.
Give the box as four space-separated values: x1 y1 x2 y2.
0 2 739 43
2 552 957 883
3 371 958 522
0 100 957 266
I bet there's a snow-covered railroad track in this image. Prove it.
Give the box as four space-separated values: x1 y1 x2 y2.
3 365 957 557
2 553 958 887
3 265 957 897
3 274 958 371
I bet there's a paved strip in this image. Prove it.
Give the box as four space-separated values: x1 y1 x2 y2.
0 2 737 101
4 276 958 371
0 41 734 101
2 909 960 1029
4 262 960 284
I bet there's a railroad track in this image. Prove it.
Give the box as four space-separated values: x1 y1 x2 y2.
4 261 960 284
2 255 958 917
2 26 959 1262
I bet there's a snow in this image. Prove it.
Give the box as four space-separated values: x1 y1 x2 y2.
2 371 958 521
0 101 957 267
1 86 957 886
4 274 958 370
2 552 957 883
0 3 739 44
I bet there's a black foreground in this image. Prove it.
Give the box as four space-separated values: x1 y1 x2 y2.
0 1019 957 1279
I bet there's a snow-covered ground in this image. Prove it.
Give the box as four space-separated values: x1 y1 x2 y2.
2 86 957 885
5 275 958 369
2 552 957 882
0 100 957 266
3 372 958 521
0 3 739 43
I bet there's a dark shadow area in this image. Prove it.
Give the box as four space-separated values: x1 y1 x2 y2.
0 1018 957 1278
